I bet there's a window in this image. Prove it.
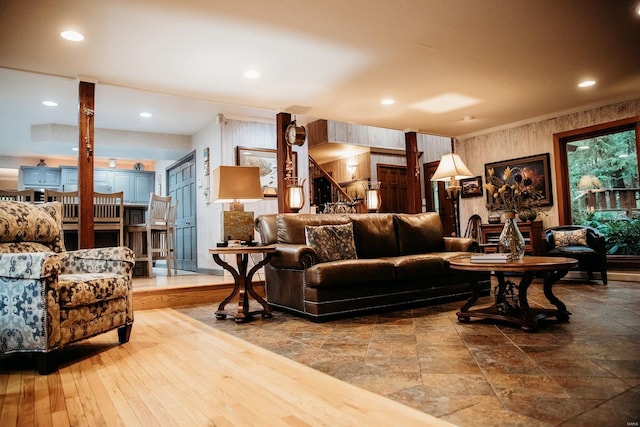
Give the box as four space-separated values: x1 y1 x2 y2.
555 117 640 259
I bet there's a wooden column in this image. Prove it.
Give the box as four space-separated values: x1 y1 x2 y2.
276 112 292 213
78 81 95 248
405 131 422 213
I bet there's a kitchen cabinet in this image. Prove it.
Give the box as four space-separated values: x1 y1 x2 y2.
19 166 154 204
19 167 61 189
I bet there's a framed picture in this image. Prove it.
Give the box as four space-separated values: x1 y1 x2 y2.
484 153 553 207
460 176 483 198
236 147 297 197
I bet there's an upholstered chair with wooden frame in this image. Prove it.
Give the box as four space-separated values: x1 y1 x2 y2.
0 189 36 202
543 225 608 285
0 200 134 374
168 201 178 275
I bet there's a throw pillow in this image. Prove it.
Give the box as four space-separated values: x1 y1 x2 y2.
305 223 358 263
552 229 588 247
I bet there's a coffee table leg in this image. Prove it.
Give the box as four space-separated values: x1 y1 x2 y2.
457 271 480 322
543 269 571 322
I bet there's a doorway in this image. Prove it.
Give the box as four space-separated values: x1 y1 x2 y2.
377 164 408 213
167 152 197 272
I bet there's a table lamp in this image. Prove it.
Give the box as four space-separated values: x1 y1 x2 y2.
211 166 263 242
431 153 474 236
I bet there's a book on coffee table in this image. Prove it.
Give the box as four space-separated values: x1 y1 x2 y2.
470 253 514 263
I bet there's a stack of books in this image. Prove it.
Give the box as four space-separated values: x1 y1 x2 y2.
470 253 515 263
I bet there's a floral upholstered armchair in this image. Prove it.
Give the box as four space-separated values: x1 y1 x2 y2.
0 200 135 374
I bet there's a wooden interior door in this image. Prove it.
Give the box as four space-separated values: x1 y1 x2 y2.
377 164 407 213
424 161 455 236
167 152 197 272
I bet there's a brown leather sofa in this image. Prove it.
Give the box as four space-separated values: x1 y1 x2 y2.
255 212 490 321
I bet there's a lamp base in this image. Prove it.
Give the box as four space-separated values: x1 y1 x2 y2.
222 211 254 242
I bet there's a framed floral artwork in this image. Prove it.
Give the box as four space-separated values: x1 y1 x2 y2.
484 153 553 208
236 147 297 197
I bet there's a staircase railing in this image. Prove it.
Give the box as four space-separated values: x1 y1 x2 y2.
309 156 363 213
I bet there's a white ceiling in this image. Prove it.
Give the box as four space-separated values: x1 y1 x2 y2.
1 0 639 162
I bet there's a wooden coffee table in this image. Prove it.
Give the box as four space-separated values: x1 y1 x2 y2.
449 255 578 331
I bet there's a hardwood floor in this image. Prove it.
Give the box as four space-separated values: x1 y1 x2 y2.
0 308 452 427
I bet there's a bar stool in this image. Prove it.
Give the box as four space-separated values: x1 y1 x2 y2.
126 193 172 277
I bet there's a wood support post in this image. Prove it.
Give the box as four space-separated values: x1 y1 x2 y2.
276 112 292 213
405 131 422 213
78 81 95 248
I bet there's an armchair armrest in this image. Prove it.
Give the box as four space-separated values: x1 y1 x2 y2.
59 246 135 276
443 237 478 252
268 243 317 269
0 252 61 280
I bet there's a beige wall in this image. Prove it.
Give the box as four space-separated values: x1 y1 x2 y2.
456 98 640 230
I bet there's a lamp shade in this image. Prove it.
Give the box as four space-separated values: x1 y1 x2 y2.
211 166 263 203
430 153 474 182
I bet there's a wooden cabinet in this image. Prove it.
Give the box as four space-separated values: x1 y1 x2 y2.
19 167 61 189
480 221 544 256
112 170 154 204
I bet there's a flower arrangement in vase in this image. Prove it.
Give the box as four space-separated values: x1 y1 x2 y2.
484 166 544 259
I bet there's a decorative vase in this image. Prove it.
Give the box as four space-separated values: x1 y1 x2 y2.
498 211 526 259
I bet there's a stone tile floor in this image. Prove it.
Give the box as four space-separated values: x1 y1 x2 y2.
178 278 640 426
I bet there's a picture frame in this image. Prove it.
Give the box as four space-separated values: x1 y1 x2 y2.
236 147 297 197
484 153 553 207
460 176 483 198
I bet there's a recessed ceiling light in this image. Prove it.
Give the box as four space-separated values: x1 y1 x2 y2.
243 70 261 79
139 112 152 118
42 101 58 107
578 80 596 88
381 98 395 105
60 30 84 42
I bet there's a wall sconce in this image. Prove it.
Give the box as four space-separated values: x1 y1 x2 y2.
108 159 117 169
430 153 474 236
363 181 382 212
286 177 306 213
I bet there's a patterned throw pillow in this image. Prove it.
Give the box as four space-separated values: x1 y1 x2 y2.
305 223 358 263
552 229 588 247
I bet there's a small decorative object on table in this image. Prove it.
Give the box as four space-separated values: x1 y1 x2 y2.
488 211 501 224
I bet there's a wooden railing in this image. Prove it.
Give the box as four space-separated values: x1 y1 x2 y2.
309 156 364 213
576 188 640 217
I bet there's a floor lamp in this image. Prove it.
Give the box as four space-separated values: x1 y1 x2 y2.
431 153 474 236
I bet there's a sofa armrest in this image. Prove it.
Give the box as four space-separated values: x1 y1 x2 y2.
443 237 478 252
268 244 317 269
59 246 135 276
0 252 61 280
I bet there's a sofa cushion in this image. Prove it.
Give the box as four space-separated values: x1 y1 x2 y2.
390 254 445 280
552 229 587 247
305 259 396 288
305 223 357 263
394 212 445 255
349 214 399 258
57 273 130 308
0 242 55 254
277 214 351 244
